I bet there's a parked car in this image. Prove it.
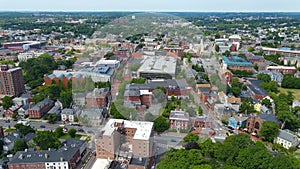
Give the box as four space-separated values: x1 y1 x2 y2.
77 128 84 132
40 125 46 128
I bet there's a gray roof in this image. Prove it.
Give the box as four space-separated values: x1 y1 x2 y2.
277 129 300 145
9 143 81 164
30 98 54 111
247 79 269 96
61 109 75 115
258 114 280 123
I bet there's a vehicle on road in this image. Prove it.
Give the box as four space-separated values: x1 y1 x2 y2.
170 139 177 142
17 120 30 126
77 128 84 132
4 119 10 123
40 125 46 128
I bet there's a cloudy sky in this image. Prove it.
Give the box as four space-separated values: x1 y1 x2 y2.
0 0 299 12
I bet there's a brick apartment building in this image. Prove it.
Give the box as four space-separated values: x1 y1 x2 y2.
28 98 54 118
85 88 110 107
0 65 25 96
8 139 86 169
96 119 154 168
222 55 253 72
169 110 190 130
266 66 297 75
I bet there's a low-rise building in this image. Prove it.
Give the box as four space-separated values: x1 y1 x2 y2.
221 55 253 72
8 140 84 169
85 88 110 107
61 109 76 122
266 66 297 75
275 129 300 149
28 98 54 118
246 114 281 135
169 110 190 130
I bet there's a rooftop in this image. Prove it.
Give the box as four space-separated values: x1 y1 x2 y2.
170 110 190 121
137 55 177 76
101 119 153 141
277 129 299 144
222 55 253 67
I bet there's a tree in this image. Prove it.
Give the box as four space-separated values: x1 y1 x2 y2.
157 149 206 169
14 139 28 152
262 98 272 108
54 127 64 138
68 128 77 138
153 116 169 132
247 46 255 52
47 113 58 124
183 133 199 143
14 124 35 135
144 112 155 122
257 74 271 83
259 121 279 142
215 44 220 52
198 106 203 116
2 96 13 110
33 131 61 150
254 64 259 71
223 50 231 56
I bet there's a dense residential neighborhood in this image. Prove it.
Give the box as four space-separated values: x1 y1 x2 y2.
0 10 300 169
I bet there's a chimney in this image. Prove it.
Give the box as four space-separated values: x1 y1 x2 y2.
45 153 49 159
25 149 28 152
139 157 142 162
60 157 64 161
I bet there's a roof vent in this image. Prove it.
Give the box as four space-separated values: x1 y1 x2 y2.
45 153 49 159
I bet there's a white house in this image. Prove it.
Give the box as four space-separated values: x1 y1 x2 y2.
275 129 300 149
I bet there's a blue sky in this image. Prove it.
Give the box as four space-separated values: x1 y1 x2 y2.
0 0 299 12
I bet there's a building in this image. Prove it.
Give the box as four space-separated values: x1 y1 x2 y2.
262 47 300 57
96 119 154 161
2 41 46 52
275 129 300 149
246 114 281 135
221 56 253 72
85 88 110 107
218 69 233 84
137 56 177 79
0 65 25 96
3 132 21 152
246 79 269 101
61 109 76 122
266 66 297 75
228 115 249 129
169 110 190 130
28 98 54 118
8 140 84 169
258 70 283 84
193 116 213 129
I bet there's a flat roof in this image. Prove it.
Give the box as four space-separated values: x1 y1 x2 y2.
91 158 111 169
102 119 153 141
137 55 177 76
267 66 297 70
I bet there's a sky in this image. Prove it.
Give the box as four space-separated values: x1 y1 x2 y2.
0 0 299 12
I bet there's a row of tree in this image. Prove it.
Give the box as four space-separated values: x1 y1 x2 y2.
158 134 300 169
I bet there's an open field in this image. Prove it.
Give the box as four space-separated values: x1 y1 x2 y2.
278 87 300 99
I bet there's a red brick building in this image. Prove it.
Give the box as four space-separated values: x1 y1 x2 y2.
169 110 190 130
28 98 54 118
246 114 281 135
266 66 297 75
86 88 111 107
0 65 25 96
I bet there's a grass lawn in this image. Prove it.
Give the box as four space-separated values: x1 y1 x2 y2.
60 134 84 140
5 128 16 133
278 87 300 99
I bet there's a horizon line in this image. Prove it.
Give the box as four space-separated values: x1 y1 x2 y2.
0 10 300 13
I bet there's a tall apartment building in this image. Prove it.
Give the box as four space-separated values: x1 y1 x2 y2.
96 119 154 161
0 65 25 96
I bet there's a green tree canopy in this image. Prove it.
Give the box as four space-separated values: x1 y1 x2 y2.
2 96 13 110
68 128 77 138
183 133 199 143
33 131 61 150
153 116 169 132
259 121 279 142
14 124 35 136
14 139 28 152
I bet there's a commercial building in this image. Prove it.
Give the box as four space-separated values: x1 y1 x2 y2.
221 56 253 72
96 119 154 160
137 56 177 79
2 41 46 52
0 65 25 96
